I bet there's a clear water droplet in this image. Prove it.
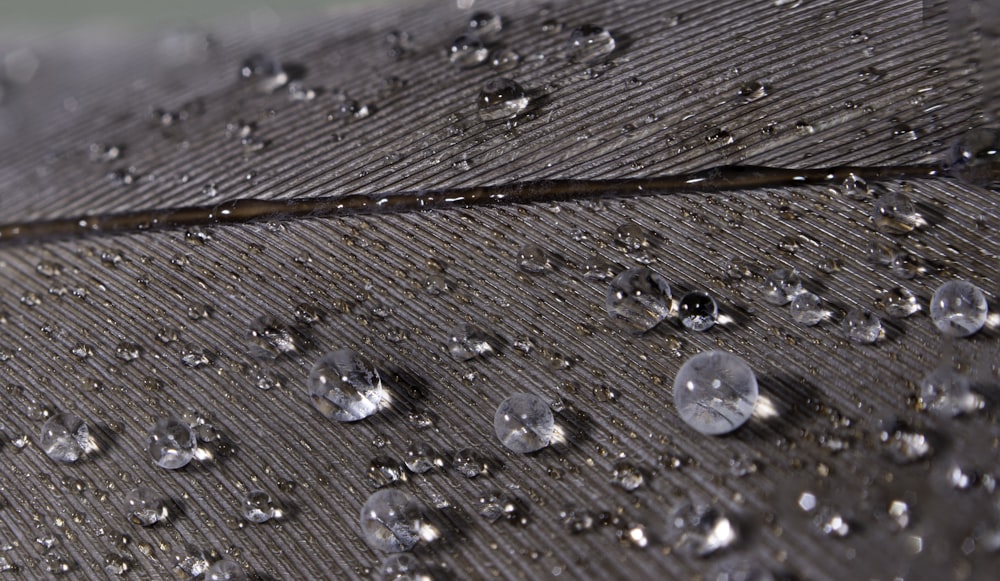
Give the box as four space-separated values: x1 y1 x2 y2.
737 80 767 101
35 261 62 278
477 77 529 122
670 502 740 556
889 251 923 279
368 456 406 488
567 24 616 63
605 267 672 334
478 491 525 524
380 553 431 581
947 127 1000 188
448 33 489 68
469 11 503 39
239 53 288 93
242 489 280 523
308 349 383 422
360 489 424 553
494 393 554 453
582 254 617 281
404 442 440 473
762 268 804 305
673 351 758 435
790 291 827 326
115 342 142 362
146 418 198 469
841 308 882 344
872 191 923 234
447 323 494 360
517 243 551 273
247 314 304 360
930 280 988 337
205 559 247 581
920 367 980 417
840 173 870 199
454 447 487 478
39 413 90 463
614 222 649 252
611 462 645 491
125 487 167 526
490 48 520 71
678 291 718 331
878 286 920 317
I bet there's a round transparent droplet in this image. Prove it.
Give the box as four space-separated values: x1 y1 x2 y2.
614 223 649 252
448 33 488 68
447 323 494 360
872 191 922 234
790 291 826 326
490 48 520 71
920 367 979 417
494 393 555 453
737 80 767 101
243 489 279 523
842 308 882 344
247 314 303 360
454 447 487 478
840 173 870 199
39 413 90 463
146 418 198 469
567 24 616 63
879 286 920 318
381 553 431 581
517 243 551 273
468 11 503 39
678 291 718 331
605 267 672 334
308 349 383 422
762 268 803 305
612 462 645 491
477 77 529 122
929 280 988 337
404 442 438 473
582 254 618 281
204 559 247 581
125 487 168 526
360 489 424 553
673 351 759 435
947 127 1000 188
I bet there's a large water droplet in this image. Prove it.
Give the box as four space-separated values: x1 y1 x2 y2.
761 268 804 305
567 25 616 63
39 413 91 463
308 349 383 422
842 308 882 344
477 77 529 122
360 489 425 553
146 418 198 469
605 267 672 333
494 393 554 453
447 323 494 360
929 280 988 337
673 351 758 435
125 487 168 526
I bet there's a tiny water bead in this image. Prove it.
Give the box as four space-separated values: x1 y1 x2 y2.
447 323 494 360
243 489 281 523
678 291 718 331
477 77 530 122
360 489 425 553
39 413 91 463
842 308 882 344
567 24 616 63
605 267 672 334
146 418 198 469
871 191 924 234
448 34 488 68
404 442 440 473
673 351 759 435
308 349 384 422
125 487 168 526
762 268 804 305
381 553 431 581
494 393 555 453
920 367 980 417
790 291 827 326
204 559 247 581
879 286 920 318
517 243 551 273
930 280 988 337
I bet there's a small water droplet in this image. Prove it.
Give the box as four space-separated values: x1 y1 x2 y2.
380 553 430 581
35 261 63 278
478 491 525 524
613 222 649 252
39 413 91 463
872 190 923 234
567 24 616 63
243 489 282 523
762 268 804 305
239 53 288 92
490 48 520 71
448 33 489 68
878 286 920 317
611 462 645 491
205 559 247 581
454 447 488 478
605 267 672 334
115 342 142 362
360 489 424 552
247 315 305 360
678 291 718 331
790 291 827 326
920 366 980 417
582 254 618 281
125 487 168 526
477 77 529 122
404 442 441 473
947 127 1000 189
517 243 551 273
308 349 383 422
494 393 554 453
670 502 740 556
368 456 406 488
841 308 882 344
468 11 503 39
737 80 767 101
447 323 495 360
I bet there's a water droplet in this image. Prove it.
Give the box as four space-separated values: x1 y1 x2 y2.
35 261 62 278
678 291 718 331
494 393 554 453
205 559 247 581
611 462 644 491
872 191 923 234
842 308 882 344
737 80 767 101
404 442 440 473
447 323 494 360
448 33 489 68
605 267 672 334
115 342 142 362
146 418 198 469
613 223 649 252
368 456 407 488
454 447 487 478
517 243 551 273
582 254 617 281
567 24 616 63
878 286 920 317
308 349 383 422
39 413 90 463
247 315 305 360
469 11 503 39
243 489 281 523
239 53 288 92
840 173 870 199
477 77 529 122
201 183 218 198
380 553 430 581
889 251 923 279
294 303 324 325
790 291 827 326
287 81 318 102
43 552 72 574
762 268 804 305
20 292 42 307
673 351 759 435
360 489 424 553
125 487 167 526
947 127 1000 188
670 502 739 556
490 48 520 71
929 280 988 337
920 367 980 417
